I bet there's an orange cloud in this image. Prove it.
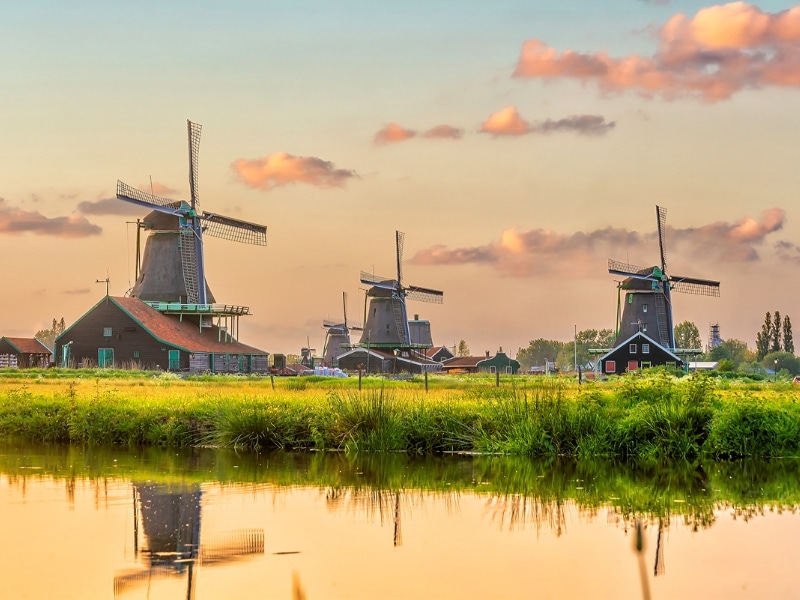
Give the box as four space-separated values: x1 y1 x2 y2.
514 3 800 101
0 198 102 238
231 152 358 190
374 123 417 145
410 208 786 277
480 106 615 136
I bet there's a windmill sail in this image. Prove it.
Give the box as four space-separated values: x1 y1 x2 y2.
116 120 268 305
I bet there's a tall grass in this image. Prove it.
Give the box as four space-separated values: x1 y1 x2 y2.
0 370 797 458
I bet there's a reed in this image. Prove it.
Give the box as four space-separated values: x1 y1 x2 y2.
0 370 798 458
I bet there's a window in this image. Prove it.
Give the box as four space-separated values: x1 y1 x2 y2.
605 360 616 373
643 304 648 313
505 366 513 374
133 351 140 358
642 323 648 332
628 294 633 304
98 348 114 368
630 344 637 353
489 366 497 374
641 361 652 368
642 344 650 354
103 327 112 337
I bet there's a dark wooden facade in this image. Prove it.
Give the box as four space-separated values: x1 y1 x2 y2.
337 347 442 374
0 337 52 368
598 332 682 376
55 296 269 373
477 350 521 375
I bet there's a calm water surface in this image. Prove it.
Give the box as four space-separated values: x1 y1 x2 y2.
0 442 798 599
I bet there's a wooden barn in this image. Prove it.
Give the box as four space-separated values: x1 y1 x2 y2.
0 337 52 368
336 347 442 374
597 332 683 376
425 345 455 363
54 296 269 373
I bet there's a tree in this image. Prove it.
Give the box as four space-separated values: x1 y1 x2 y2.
34 317 66 351
755 312 772 360
572 328 614 369
673 321 701 350
516 338 566 371
771 310 782 353
762 351 800 376
708 338 751 369
783 315 794 354
456 339 471 357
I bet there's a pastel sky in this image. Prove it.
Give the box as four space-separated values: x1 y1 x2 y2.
2 0 800 357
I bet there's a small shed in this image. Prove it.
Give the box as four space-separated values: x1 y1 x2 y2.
0 337 52 368
425 345 455 363
598 332 683 376
476 349 521 375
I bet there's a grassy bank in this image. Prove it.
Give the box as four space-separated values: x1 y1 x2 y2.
0 368 798 458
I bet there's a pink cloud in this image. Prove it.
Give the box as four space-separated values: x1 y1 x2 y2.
410 208 786 277
374 123 417 145
514 3 800 101
480 106 615 136
0 197 102 238
231 152 358 191
77 197 145 216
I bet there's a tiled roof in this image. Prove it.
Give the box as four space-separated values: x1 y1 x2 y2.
112 297 268 355
0 337 51 354
442 356 483 368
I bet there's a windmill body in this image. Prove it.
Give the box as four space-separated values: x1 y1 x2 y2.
117 120 267 307
322 292 362 367
358 231 443 351
600 206 719 375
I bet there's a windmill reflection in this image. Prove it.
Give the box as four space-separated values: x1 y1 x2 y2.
114 482 264 598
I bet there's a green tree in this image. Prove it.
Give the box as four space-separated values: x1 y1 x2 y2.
34 317 66 351
572 328 614 369
771 311 782 352
456 339 471 357
755 312 772 360
783 315 794 354
762 351 800 376
673 321 701 349
708 338 750 369
717 358 734 372
516 338 566 371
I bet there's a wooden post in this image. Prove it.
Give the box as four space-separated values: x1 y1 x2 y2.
270 375 275 390
495 371 500 387
425 371 428 393
358 368 362 391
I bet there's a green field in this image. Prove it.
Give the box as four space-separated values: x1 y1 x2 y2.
1 368 798 458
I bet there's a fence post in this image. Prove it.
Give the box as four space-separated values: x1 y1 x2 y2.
425 370 428 392
358 368 362 391
495 371 500 387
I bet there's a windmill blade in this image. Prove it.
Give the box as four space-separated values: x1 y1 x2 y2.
187 120 202 211
116 181 184 215
180 228 200 303
360 270 397 287
406 285 444 304
200 213 267 246
608 259 657 280
656 205 668 274
396 230 405 286
669 275 720 297
323 319 344 328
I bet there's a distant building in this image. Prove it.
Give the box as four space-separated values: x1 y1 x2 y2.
54 296 269 373
440 356 484 374
336 347 442 374
0 337 52 368
425 345 455 363
476 349 521 375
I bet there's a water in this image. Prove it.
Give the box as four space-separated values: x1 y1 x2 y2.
0 442 798 599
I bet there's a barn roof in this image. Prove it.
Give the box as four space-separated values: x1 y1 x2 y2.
0 337 51 354
442 356 484 368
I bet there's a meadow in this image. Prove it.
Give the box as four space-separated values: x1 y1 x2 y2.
0 368 798 459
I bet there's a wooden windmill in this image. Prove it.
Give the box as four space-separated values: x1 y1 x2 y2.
358 231 443 349
322 292 362 367
608 206 720 349
116 120 267 305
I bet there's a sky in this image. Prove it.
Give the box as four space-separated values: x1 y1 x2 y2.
2 0 800 357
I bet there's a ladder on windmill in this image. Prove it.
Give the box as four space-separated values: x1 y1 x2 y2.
654 293 670 348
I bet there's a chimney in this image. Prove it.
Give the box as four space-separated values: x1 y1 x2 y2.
414 314 419 320
485 350 490 358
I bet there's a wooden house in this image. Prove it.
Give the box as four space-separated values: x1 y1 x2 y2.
476 349 521 375
597 332 683 376
0 337 52 368
440 356 484 374
425 345 455 363
54 296 269 373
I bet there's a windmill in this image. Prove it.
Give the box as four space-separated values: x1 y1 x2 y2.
116 120 267 305
358 231 443 349
608 206 720 349
322 291 363 366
